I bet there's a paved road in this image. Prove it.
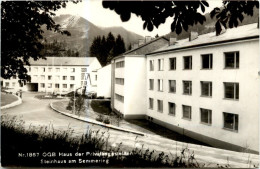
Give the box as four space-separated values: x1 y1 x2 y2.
2 92 259 168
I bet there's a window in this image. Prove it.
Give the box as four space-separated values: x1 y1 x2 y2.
116 78 124 85
63 84 67 88
70 76 75 80
169 57 176 70
225 51 239 68
158 79 163 91
48 68 52 72
28 67 31 72
183 81 192 95
224 83 239 100
150 60 154 71
5 82 9 87
55 84 60 88
63 76 67 80
149 98 154 109
56 68 60 72
41 75 45 80
157 100 163 112
201 54 213 69
81 68 87 72
116 61 125 68
169 80 176 93
70 84 74 89
158 59 164 71
40 83 45 88
13 75 16 79
12 82 16 87
223 112 238 131
63 68 67 72
42 67 45 72
70 68 75 72
115 94 124 102
200 108 212 125
149 79 154 90
48 76 52 80
201 81 212 97
168 102 176 116
183 56 192 69
95 75 97 81
182 105 191 120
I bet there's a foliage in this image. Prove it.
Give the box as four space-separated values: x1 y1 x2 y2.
90 32 126 66
102 1 258 36
41 39 80 57
96 115 104 122
66 94 85 115
102 1 209 34
210 1 259 35
2 115 256 168
1 1 80 84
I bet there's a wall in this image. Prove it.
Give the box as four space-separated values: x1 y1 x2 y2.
146 39 259 152
124 56 147 118
113 57 125 114
97 64 111 98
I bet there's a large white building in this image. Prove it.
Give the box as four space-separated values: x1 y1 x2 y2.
2 57 102 94
111 23 259 153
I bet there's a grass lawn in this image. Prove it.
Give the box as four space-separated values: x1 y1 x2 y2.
1 93 18 106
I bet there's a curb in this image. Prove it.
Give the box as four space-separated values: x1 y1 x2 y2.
1 94 22 110
50 102 145 136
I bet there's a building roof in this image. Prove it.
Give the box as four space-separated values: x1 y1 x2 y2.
123 36 169 55
148 23 259 55
29 57 96 66
112 36 169 60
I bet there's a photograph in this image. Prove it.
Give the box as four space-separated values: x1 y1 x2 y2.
1 0 259 168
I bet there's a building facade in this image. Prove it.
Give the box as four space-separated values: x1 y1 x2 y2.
111 23 259 153
2 57 102 94
111 37 169 118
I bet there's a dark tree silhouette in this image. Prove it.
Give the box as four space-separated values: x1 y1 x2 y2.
90 33 126 66
113 35 126 58
1 1 80 84
102 1 258 36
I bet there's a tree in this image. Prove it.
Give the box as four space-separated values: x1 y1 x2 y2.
1 1 80 84
90 33 126 66
66 94 85 116
102 1 258 36
113 35 126 57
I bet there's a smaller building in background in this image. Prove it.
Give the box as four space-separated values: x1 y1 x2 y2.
97 64 111 98
2 57 101 95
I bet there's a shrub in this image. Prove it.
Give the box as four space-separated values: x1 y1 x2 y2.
96 115 104 122
103 117 110 124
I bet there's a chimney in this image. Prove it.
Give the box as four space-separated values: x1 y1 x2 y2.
169 37 177 46
145 36 152 43
138 39 145 46
189 31 198 41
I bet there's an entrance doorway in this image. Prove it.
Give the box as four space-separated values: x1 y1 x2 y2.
27 83 38 91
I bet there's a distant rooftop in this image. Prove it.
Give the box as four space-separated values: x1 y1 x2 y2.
149 23 259 55
29 57 96 66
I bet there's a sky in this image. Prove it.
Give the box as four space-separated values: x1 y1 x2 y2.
56 0 223 37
